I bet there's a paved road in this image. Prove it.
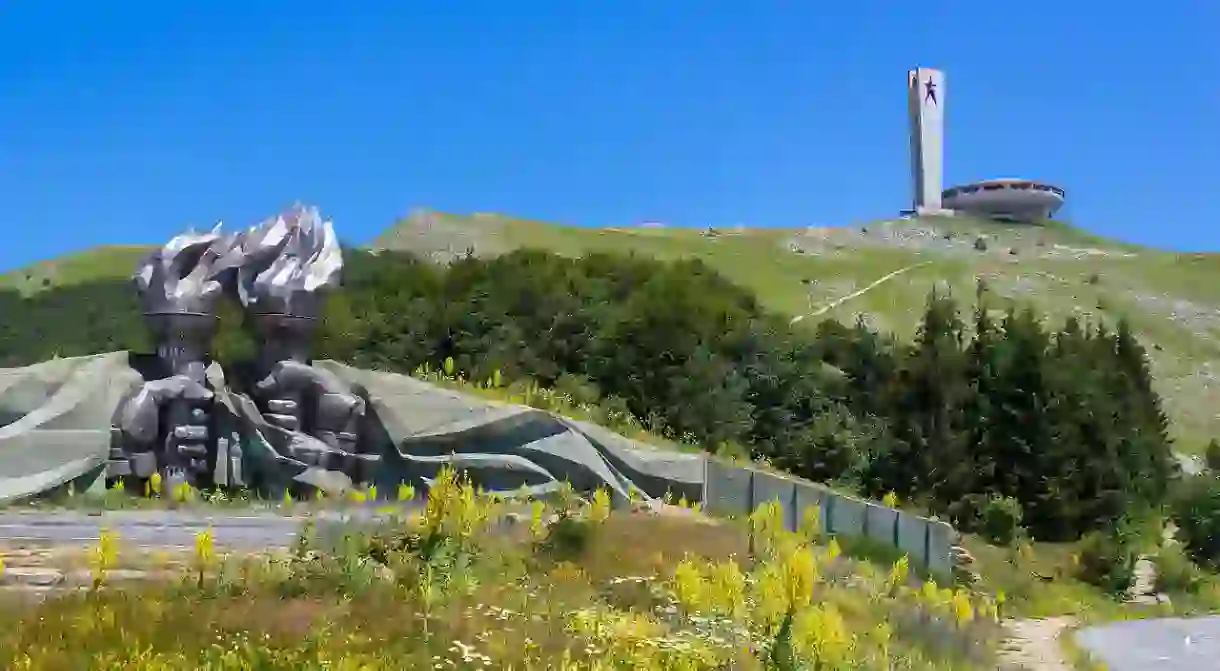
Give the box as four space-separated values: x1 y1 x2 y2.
1075 616 1220 671
0 509 399 550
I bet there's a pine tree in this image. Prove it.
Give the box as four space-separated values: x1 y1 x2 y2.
1112 318 1175 506
1050 320 1133 537
954 282 1003 526
875 288 973 504
989 307 1061 538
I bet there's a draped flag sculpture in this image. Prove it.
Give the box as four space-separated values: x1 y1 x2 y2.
0 204 705 506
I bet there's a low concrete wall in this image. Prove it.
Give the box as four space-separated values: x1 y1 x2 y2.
697 458 954 578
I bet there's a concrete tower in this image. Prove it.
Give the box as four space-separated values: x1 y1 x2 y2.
907 67 946 213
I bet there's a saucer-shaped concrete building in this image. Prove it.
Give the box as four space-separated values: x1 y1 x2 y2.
942 178 1065 222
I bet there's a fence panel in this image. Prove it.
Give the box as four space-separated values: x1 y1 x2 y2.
864 501 900 546
896 513 931 568
793 481 830 534
701 457 752 518
692 458 953 578
826 493 867 537
750 470 798 532
926 520 954 578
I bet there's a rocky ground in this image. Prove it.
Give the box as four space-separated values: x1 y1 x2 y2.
785 219 1139 261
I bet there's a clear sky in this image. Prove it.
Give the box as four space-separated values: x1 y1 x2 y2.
1 1 1216 272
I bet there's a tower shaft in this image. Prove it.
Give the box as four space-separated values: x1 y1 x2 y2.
907 68 946 213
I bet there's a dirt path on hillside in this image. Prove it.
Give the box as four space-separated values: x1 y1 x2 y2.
789 261 932 324
998 616 1078 671
999 525 1176 670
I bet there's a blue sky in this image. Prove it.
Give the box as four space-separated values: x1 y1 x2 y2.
1 1 1216 272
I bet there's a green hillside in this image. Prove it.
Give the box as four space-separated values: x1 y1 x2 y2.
371 210 1220 456
0 245 153 295
6 211 1220 454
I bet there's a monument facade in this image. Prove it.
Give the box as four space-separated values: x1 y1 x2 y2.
907 67 946 214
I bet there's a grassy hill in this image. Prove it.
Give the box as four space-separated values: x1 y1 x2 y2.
7 210 1220 454
0 245 153 294
372 210 1220 456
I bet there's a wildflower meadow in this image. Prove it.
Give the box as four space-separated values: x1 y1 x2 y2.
0 467 1002 670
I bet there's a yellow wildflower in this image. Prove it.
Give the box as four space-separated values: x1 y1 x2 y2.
951 589 975 625
800 504 822 539
708 559 747 619
672 556 705 614
589 487 612 524
826 537 842 561
89 528 120 588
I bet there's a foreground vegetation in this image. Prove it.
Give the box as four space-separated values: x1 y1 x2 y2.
0 468 1003 670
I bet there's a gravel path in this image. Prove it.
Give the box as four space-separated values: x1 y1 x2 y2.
789 262 931 324
998 616 1077 670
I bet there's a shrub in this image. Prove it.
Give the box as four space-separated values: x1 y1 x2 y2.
539 514 594 561
554 373 602 407
1075 530 1137 594
1154 543 1203 594
1169 474 1220 569
978 495 1025 546
1206 439 1220 472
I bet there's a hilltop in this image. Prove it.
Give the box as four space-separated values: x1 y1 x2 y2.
5 210 1220 454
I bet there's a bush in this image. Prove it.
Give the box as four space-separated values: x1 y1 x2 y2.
1169 474 1220 569
1206 439 1220 472
554 373 602 407
1154 543 1203 594
978 495 1025 545
1075 530 1137 594
539 514 595 561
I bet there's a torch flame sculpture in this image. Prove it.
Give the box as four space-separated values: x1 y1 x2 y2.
233 205 352 483
234 204 343 375
235 204 343 320
132 225 243 488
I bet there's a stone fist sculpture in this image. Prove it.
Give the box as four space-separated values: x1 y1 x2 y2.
116 374 215 490
253 359 366 469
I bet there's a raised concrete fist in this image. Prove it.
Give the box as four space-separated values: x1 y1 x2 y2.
253 360 366 464
117 375 214 485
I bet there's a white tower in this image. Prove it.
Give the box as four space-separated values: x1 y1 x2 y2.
907 67 946 213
